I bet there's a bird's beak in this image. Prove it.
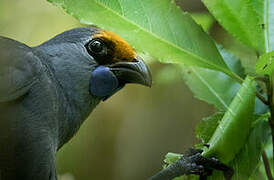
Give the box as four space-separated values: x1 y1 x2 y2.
108 56 152 87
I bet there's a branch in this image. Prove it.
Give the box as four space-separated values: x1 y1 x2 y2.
148 149 233 180
262 150 273 180
256 92 269 105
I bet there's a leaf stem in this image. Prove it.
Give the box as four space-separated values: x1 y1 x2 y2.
256 92 269 106
227 71 269 105
226 71 243 84
262 150 273 180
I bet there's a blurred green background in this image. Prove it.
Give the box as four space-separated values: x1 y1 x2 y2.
0 0 254 179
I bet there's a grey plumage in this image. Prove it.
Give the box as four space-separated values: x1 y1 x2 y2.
0 27 152 180
0 28 102 180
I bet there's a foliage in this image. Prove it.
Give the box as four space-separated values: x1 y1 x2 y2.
202 0 265 54
196 112 224 144
47 0 274 179
229 118 270 180
182 47 243 111
202 76 256 163
256 51 274 75
165 117 270 180
47 0 242 81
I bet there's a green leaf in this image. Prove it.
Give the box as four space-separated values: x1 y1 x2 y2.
252 137 273 180
269 0 274 51
190 13 215 33
202 0 265 54
230 119 270 180
167 115 269 180
208 117 270 180
255 51 274 75
196 112 224 144
183 47 268 114
183 47 243 111
202 76 256 163
169 115 269 180
250 0 274 52
183 66 240 110
47 0 240 79
164 152 183 165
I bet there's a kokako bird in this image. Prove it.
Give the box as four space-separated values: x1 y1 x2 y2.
0 27 152 180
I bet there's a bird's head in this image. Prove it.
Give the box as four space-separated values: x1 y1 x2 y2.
84 28 152 100
37 27 152 102
85 28 152 100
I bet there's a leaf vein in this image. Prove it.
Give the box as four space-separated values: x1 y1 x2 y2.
191 67 230 110
92 0 230 75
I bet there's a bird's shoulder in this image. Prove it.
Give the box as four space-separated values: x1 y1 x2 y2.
0 36 43 102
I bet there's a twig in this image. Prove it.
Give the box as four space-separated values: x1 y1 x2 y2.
266 75 274 170
262 150 273 180
230 72 268 105
148 149 233 180
255 76 268 83
256 92 269 105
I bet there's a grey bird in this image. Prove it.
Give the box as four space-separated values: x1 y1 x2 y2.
0 27 152 180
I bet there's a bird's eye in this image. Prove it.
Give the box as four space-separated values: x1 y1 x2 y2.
87 39 104 54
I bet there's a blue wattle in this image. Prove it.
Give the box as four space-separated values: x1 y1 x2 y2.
89 66 119 98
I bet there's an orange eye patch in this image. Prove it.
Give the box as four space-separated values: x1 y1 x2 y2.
93 30 136 62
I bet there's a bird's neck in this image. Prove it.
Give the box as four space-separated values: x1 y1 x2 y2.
33 45 102 148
